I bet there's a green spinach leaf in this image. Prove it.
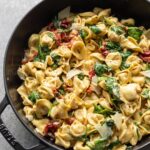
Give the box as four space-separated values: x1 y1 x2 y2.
94 105 115 117
90 26 101 34
50 53 61 69
120 50 132 70
105 119 115 128
105 77 120 99
28 91 40 103
80 29 88 39
89 138 107 150
107 140 120 150
127 27 143 41
111 26 125 35
106 41 122 52
141 89 150 99
94 63 110 76
34 46 50 62
77 73 85 80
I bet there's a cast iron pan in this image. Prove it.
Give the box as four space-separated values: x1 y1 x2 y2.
0 0 150 150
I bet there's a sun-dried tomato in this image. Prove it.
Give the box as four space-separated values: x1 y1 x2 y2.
44 121 60 135
139 50 150 63
86 86 93 94
60 19 71 29
100 41 109 57
89 69 95 80
61 32 71 43
101 48 109 57
53 31 61 46
140 55 150 63
65 117 75 125
47 22 55 31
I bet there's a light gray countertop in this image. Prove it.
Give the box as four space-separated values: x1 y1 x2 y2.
0 1 49 150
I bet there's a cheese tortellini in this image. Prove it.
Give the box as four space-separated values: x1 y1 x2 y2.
105 52 122 70
17 6 150 150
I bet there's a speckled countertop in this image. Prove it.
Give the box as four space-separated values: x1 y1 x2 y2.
0 1 49 150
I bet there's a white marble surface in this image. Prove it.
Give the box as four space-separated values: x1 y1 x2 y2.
0 1 49 150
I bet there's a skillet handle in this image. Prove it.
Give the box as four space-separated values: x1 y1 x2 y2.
0 95 48 150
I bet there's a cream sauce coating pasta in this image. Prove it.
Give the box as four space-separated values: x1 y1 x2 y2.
17 6 150 150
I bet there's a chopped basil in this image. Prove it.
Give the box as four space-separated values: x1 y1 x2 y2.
120 50 132 70
104 17 114 26
121 50 132 59
107 140 120 150
127 27 143 41
47 100 59 117
106 41 122 52
94 104 115 117
105 119 115 128
89 138 107 150
50 53 61 69
77 73 85 80
111 98 123 108
98 76 108 82
146 63 150 70
51 53 61 62
94 63 110 76
105 77 120 99
34 57 41 62
90 26 101 34
76 133 89 142
28 91 40 103
141 89 150 99
47 32 55 40
120 63 130 70
58 86 65 95
47 109 52 117
98 39 103 47
111 26 125 35
126 146 133 150
34 46 50 62
52 16 60 28
80 29 88 39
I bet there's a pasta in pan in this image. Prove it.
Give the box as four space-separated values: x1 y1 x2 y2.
17 6 150 150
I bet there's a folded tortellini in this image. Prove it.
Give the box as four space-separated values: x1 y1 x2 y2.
120 83 141 102
50 102 69 119
32 119 49 136
55 124 73 148
120 36 142 52
105 52 122 70
34 99 52 118
70 120 86 137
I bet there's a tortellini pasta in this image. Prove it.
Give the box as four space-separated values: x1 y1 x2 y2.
50 102 69 119
120 36 142 52
55 124 72 148
32 119 49 136
73 76 90 95
116 69 132 84
17 6 150 150
105 52 122 70
40 31 55 48
35 99 52 118
70 120 86 137
120 83 141 102
71 40 87 60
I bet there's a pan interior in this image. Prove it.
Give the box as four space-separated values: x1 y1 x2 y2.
4 0 150 149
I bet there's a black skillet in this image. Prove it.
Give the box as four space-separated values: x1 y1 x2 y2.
0 0 150 149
